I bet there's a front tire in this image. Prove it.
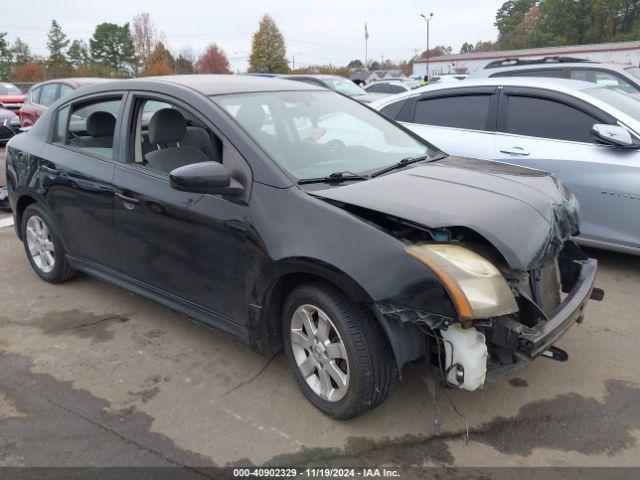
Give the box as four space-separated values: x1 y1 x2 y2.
282 282 393 419
21 203 75 283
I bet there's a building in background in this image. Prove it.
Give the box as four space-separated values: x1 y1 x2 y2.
350 69 407 84
413 41 640 78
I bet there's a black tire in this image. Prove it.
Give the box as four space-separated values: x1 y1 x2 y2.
21 203 75 283
282 282 394 419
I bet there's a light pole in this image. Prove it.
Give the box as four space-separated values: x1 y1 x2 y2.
291 51 302 71
420 12 434 79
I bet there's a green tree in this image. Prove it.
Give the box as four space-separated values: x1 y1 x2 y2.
249 15 288 73
175 46 196 74
47 20 71 76
496 0 538 35
347 59 364 69
474 40 496 52
67 39 90 69
148 41 174 69
0 32 12 81
90 23 136 75
13 37 32 65
460 42 475 54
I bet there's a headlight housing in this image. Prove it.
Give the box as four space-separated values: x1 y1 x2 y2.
406 244 518 319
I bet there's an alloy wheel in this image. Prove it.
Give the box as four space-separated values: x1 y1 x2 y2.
290 304 350 402
25 215 55 274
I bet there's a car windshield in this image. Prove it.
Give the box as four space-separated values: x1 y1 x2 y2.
585 86 640 121
0 83 22 95
215 90 435 180
326 78 368 97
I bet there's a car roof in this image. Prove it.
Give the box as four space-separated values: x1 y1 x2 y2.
93 74 323 95
370 76 640 131
30 77 112 89
282 74 348 81
471 62 631 78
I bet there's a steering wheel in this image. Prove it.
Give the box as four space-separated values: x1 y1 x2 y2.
322 139 346 160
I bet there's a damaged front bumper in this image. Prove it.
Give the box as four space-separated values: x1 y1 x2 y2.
374 246 600 389
522 258 597 359
486 257 598 380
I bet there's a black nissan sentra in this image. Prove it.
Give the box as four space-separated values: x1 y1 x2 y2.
5 75 601 419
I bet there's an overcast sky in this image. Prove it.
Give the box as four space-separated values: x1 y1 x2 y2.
3 0 504 72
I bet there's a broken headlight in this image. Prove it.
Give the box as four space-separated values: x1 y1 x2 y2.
405 244 518 320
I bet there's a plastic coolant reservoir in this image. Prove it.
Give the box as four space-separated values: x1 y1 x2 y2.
440 324 488 391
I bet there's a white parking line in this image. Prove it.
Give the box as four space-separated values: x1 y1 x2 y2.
0 215 14 229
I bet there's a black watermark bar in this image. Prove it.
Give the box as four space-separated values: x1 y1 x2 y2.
0 467 639 480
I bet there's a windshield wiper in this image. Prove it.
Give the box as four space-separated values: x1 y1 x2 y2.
370 154 431 178
298 171 369 185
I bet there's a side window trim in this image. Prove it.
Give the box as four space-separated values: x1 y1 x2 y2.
496 87 616 144
413 87 499 133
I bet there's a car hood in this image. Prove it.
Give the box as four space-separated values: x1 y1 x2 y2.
311 156 580 272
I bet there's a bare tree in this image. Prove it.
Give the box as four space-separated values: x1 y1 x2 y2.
132 12 158 70
175 46 197 74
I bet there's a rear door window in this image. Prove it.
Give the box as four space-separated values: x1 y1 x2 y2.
413 94 493 131
59 84 75 99
39 84 60 107
30 86 42 104
501 95 598 143
62 96 123 159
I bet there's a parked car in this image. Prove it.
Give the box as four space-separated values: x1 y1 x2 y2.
470 56 640 96
6 75 600 418
429 74 468 84
372 77 640 255
0 82 26 111
364 80 420 96
280 74 378 103
0 108 21 144
20 78 110 127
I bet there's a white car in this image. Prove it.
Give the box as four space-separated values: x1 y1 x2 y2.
364 80 420 96
372 77 640 255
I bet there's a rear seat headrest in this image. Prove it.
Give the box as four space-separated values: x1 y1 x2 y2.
86 111 116 138
149 108 187 144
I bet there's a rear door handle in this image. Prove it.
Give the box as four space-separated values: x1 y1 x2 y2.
115 192 140 206
499 146 530 156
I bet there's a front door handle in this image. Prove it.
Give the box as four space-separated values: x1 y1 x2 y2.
500 146 530 156
115 192 140 206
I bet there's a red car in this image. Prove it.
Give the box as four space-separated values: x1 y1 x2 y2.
0 82 25 112
19 78 108 127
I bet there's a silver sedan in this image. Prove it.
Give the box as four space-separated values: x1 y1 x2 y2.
372 77 640 255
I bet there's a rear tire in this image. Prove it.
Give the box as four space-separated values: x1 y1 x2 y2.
282 282 393 419
21 203 75 283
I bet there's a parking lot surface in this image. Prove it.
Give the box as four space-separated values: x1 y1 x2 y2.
0 146 639 471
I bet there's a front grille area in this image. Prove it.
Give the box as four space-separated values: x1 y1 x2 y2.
532 259 562 316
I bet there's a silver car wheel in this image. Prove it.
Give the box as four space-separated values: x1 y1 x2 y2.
25 215 55 274
290 304 349 402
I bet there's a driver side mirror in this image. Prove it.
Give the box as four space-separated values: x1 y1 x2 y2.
592 124 637 149
169 162 244 197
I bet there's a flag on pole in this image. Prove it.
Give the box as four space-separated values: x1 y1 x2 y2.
365 23 369 40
